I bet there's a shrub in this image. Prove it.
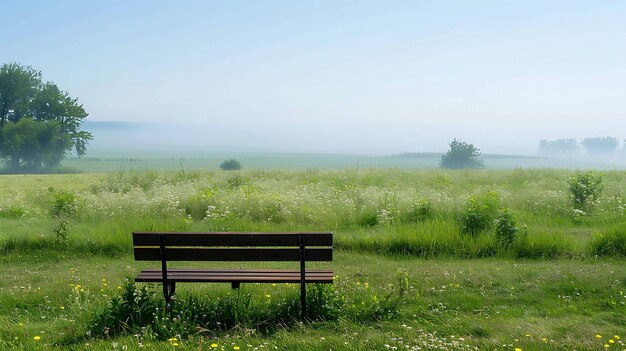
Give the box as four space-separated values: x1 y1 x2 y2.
440 139 483 169
567 171 604 211
460 191 500 235
50 190 78 218
54 218 71 241
590 224 626 256
90 280 160 337
220 159 242 171
494 208 518 247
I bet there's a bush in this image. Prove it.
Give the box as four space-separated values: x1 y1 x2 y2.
567 171 604 212
50 190 78 218
494 208 518 247
220 159 242 171
460 191 500 235
440 139 483 169
590 224 626 256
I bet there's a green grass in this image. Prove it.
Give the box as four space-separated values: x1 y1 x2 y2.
1 168 625 350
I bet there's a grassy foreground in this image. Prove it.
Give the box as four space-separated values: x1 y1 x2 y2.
0 168 625 350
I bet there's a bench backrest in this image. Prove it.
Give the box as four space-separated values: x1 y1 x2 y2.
132 232 333 262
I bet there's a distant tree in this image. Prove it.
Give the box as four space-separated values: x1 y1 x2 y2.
0 63 92 172
537 138 579 155
440 139 483 169
581 136 619 154
220 159 242 171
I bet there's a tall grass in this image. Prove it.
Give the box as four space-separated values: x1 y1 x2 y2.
0 168 624 258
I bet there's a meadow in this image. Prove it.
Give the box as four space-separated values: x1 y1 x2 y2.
0 166 625 350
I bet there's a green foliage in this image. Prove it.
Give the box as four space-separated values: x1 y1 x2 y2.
0 118 72 171
590 223 626 256
50 190 78 218
0 63 92 172
494 208 518 247
305 283 344 321
567 171 604 211
90 278 406 340
220 158 242 171
54 218 71 241
401 199 433 223
0 205 26 218
460 191 501 235
440 139 483 169
90 280 160 337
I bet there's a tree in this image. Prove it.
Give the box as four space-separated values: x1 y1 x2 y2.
581 136 619 154
220 159 242 171
0 63 92 172
440 139 483 169
537 138 579 155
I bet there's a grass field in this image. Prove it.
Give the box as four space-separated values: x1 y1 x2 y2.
53 151 626 173
1 167 625 350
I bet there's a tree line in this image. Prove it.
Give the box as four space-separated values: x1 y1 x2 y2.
0 63 92 172
538 137 624 155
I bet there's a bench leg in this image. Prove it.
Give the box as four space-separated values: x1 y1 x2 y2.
231 282 240 289
301 281 306 319
164 282 176 303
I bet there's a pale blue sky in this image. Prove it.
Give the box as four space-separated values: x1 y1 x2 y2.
2 1 625 154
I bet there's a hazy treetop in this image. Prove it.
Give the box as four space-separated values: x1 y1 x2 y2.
2 0 625 154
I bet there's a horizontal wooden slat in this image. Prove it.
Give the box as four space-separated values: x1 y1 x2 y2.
134 248 332 261
141 268 332 274
133 232 332 247
135 269 334 283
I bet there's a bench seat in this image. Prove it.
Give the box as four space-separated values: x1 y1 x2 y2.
135 268 334 283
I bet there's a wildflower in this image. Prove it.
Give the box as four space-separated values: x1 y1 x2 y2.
615 335 620 340
597 335 603 339
211 343 218 348
604 345 609 348
234 347 240 350
265 294 271 298
34 336 41 341
610 340 615 344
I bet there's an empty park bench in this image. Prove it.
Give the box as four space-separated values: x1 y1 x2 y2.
132 231 333 318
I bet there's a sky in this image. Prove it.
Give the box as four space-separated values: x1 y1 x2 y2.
1 0 625 155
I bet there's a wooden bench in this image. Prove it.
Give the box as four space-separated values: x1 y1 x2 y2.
132 231 333 318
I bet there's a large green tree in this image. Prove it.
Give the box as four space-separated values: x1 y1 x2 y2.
440 138 484 169
0 63 92 172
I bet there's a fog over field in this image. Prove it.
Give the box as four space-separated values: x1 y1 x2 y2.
3 1 625 158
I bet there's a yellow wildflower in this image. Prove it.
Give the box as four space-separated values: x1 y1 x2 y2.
234 347 240 350
34 336 41 341
211 343 218 348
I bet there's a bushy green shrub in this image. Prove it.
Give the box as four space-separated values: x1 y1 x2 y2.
460 191 500 235
220 159 242 171
567 171 604 212
50 190 78 218
494 208 518 247
590 224 626 256
91 280 160 337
